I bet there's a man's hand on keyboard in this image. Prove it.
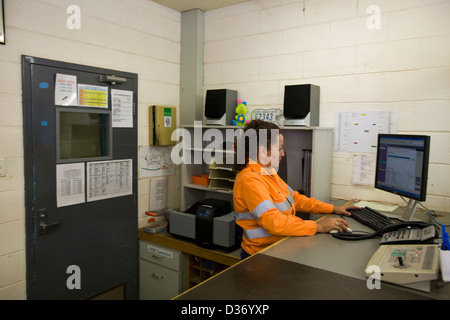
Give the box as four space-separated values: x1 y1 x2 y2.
333 205 361 216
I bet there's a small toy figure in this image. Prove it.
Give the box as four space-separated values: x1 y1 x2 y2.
232 100 250 126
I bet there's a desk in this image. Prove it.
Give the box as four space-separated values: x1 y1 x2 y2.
138 229 241 298
138 229 240 267
176 209 450 300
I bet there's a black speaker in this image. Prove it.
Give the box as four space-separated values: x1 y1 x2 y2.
204 89 237 125
283 84 320 126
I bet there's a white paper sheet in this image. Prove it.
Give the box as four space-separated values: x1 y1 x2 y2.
335 111 398 153
111 89 133 128
353 201 398 212
55 73 77 106
56 163 85 207
139 146 174 178
87 159 132 202
150 177 168 211
352 154 375 186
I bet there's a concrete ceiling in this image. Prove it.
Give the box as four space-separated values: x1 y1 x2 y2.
151 0 249 12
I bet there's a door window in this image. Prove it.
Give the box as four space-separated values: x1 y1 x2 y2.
57 109 112 162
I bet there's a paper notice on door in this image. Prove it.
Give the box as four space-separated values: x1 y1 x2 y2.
55 74 77 106
56 163 85 207
78 84 108 108
87 159 132 202
111 89 133 128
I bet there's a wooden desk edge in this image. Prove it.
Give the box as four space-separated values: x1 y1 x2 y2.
138 229 240 267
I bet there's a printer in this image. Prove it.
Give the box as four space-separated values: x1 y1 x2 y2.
169 199 242 250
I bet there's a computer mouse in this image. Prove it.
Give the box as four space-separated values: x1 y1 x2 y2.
330 227 352 234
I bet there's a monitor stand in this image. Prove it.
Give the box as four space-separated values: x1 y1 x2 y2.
402 199 419 221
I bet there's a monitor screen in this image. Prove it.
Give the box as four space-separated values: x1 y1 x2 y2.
375 134 430 202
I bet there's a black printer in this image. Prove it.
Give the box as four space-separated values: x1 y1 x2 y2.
169 198 241 250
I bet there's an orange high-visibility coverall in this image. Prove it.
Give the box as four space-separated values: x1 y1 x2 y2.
233 164 334 255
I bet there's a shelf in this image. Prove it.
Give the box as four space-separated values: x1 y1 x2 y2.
138 229 240 267
209 169 235 181
188 255 229 289
180 125 333 211
181 124 333 131
209 179 234 192
187 147 235 155
184 183 233 194
209 161 235 171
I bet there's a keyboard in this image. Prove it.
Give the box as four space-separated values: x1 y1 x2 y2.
348 206 395 233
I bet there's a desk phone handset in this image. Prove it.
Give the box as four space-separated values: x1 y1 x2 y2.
380 221 438 245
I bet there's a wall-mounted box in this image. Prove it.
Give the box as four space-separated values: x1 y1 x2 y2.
149 105 177 146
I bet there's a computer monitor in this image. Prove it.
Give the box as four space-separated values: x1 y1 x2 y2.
375 134 431 221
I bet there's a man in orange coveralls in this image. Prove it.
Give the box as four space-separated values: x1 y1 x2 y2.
233 120 359 259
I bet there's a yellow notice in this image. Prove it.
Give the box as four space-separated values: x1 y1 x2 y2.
78 84 108 108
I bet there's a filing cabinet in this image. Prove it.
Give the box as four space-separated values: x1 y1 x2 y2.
139 240 187 300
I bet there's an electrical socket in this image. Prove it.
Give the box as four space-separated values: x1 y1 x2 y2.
0 158 6 177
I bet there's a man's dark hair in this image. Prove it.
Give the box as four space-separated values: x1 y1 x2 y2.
233 119 280 172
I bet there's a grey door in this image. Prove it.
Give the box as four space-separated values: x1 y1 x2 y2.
22 56 138 300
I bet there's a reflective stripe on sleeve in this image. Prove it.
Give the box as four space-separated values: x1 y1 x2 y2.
253 200 276 218
277 194 294 212
236 212 253 221
244 227 272 239
237 196 295 221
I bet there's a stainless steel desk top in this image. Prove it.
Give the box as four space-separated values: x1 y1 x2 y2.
262 216 379 281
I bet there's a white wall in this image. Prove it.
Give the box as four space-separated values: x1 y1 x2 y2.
1 0 449 300
204 0 450 211
0 0 181 299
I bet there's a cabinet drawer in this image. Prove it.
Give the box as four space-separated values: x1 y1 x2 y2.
139 240 181 270
140 260 180 300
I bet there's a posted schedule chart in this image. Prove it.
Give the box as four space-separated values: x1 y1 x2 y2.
87 159 132 202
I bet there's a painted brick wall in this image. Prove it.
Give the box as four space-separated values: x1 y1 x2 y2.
204 0 450 212
0 0 181 299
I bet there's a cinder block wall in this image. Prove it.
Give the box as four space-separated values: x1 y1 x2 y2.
204 0 450 211
0 0 181 299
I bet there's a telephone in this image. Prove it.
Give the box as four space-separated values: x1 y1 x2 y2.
365 244 439 292
366 221 440 292
380 221 438 245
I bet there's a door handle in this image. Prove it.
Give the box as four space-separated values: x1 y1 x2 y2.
151 273 164 281
38 209 61 234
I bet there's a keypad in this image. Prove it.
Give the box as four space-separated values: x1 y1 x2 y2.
389 247 423 264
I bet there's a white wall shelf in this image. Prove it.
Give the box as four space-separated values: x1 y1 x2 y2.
180 125 333 212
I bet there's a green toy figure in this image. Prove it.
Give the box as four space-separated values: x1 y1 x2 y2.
232 99 250 126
